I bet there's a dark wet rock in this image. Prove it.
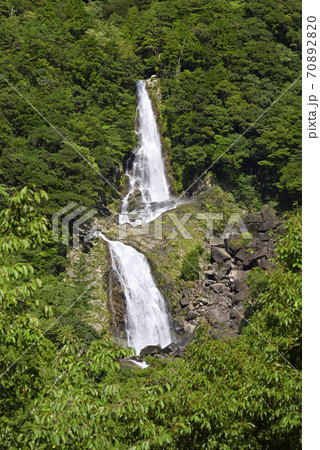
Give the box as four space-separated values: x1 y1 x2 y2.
162 342 179 354
186 310 200 321
127 189 143 212
140 345 162 356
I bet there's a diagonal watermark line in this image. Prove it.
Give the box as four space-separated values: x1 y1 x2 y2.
177 251 301 375
179 74 302 198
0 245 126 380
0 73 123 198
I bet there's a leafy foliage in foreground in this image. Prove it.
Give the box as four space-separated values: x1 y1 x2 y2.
0 186 54 440
1 188 301 448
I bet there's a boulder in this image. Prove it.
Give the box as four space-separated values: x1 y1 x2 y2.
199 297 212 305
140 345 162 356
261 205 276 222
225 234 250 256
162 343 179 355
205 306 229 325
182 288 191 297
211 283 229 294
258 258 274 270
235 248 247 262
210 237 225 247
277 223 286 235
229 309 239 320
220 260 234 278
204 269 220 282
245 213 263 225
183 322 196 335
224 292 234 302
186 310 200 321
258 205 278 231
127 189 142 212
254 232 271 241
233 290 248 304
234 280 248 293
258 219 277 232
211 246 231 263
229 269 247 283
180 297 190 308
209 293 223 304
243 247 268 269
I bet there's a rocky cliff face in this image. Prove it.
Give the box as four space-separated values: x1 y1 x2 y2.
176 204 280 342
84 183 282 359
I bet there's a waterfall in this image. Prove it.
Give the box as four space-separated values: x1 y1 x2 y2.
100 233 172 355
101 80 177 355
119 80 176 226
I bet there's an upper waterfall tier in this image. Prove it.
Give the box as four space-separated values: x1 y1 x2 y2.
119 80 176 226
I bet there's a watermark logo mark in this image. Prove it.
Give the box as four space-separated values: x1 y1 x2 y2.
52 203 97 248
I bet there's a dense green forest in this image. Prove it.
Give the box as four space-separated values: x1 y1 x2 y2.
0 0 301 211
0 0 301 448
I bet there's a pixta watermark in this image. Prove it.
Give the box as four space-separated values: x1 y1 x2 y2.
52 205 251 248
52 203 97 248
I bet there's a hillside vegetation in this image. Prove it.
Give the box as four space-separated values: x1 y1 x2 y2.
0 0 301 448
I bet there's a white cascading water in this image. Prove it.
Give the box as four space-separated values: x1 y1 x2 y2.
99 233 172 355
100 80 176 355
119 80 176 226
